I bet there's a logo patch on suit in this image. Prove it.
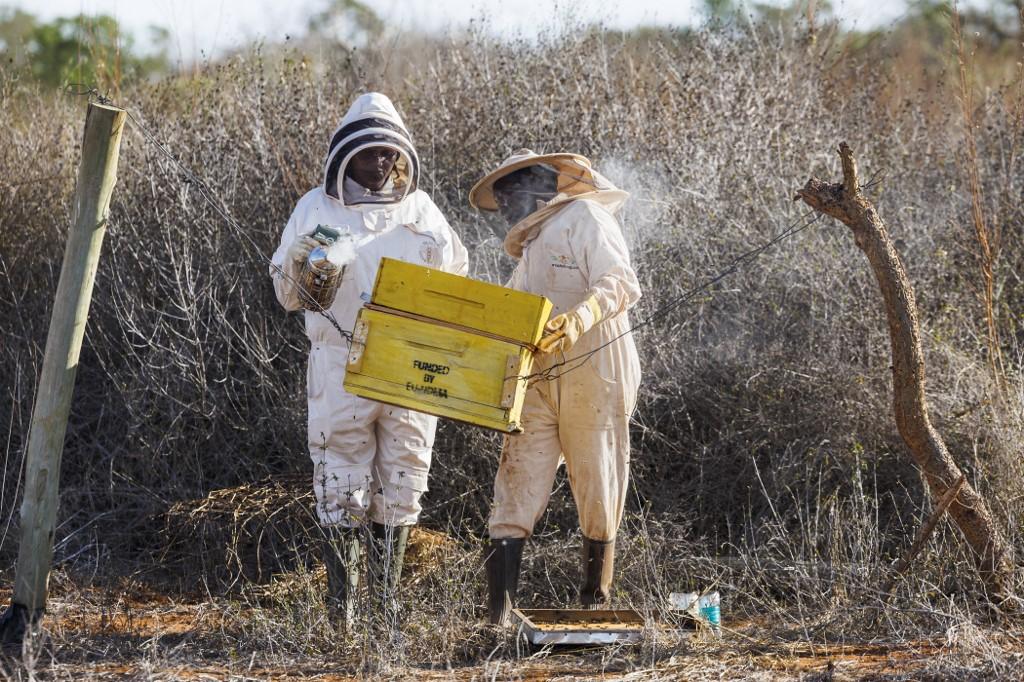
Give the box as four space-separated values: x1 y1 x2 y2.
550 253 579 269
419 240 441 267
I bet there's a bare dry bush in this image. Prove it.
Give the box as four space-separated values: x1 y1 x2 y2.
0 14 1022 673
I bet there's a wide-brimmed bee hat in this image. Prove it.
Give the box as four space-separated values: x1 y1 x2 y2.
468 149 599 211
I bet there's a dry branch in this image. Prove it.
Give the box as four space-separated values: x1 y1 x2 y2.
795 143 1015 603
882 474 967 598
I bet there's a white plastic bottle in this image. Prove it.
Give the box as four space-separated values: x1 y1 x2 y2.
669 591 698 611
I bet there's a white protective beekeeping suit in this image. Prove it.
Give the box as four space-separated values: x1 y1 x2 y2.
469 151 641 543
271 93 468 529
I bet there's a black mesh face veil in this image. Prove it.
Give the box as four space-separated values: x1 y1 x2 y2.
323 116 419 201
468 151 602 213
493 165 559 194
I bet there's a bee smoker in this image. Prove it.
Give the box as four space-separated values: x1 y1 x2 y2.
299 225 344 312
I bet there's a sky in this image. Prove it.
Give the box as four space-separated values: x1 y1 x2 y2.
17 0 919 64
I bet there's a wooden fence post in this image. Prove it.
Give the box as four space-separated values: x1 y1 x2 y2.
0 102 126 645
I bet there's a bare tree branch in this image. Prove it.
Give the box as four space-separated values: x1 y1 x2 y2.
796 143 1016 604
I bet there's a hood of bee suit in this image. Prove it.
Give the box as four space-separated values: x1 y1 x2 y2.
322 92 420 205
469 149 629 258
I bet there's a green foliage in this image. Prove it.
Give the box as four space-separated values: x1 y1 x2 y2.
306 0 384 47
0 8 169 89
702 0 835 24
703 0 739 20
701 0 1021 53
0 7 34 68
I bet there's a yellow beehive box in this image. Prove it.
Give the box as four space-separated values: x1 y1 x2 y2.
369 258 550 346
343 260 553 432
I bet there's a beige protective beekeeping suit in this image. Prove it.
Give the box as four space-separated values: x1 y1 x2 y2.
470 151 642 542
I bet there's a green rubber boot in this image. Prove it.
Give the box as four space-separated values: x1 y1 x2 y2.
321 526 361 628
367 522 411 597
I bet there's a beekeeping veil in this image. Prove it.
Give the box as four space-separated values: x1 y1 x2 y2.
323 92 420 204
469 149 629 257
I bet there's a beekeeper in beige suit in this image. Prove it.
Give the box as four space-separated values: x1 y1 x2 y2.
469 150 641 624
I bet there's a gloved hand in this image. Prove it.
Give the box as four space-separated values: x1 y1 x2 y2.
287 235 321 266
537 313 581 354
537 296 602 354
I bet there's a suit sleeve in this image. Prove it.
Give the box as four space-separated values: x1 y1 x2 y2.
570 202 641 321
421 196 469 276
445 228 470 276
269 208 305 312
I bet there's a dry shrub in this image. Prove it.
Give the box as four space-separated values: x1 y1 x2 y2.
156 474 316 590
155 475 461 594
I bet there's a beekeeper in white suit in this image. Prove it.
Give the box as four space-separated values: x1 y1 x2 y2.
271 92 468 623
469 150 641 625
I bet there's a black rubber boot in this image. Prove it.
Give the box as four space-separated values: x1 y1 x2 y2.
580 536 615 607
0 602 40 649
486 537 525 625
321 526 361 627
367 522 411 596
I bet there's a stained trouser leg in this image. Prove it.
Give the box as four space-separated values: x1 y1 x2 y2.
308 345 380 527
364 406 434 624
559 359 636 607
485 537 526 625
486 383 560 624
562 422 628 606
488 383 562 539
369 405 435 530
308 347 378 626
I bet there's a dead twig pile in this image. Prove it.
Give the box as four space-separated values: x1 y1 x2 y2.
155 475 460 592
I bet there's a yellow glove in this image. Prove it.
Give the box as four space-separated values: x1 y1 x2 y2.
537 296 602 354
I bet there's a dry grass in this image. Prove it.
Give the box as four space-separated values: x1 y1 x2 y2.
1 477 1017 678
0 573 1020 679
